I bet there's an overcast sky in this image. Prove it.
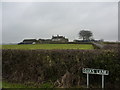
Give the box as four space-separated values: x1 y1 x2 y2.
2 2 118 43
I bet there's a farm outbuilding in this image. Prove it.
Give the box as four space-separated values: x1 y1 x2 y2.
38 39 52 44
18 39 37 44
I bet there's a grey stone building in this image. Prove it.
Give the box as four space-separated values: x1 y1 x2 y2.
52 35 68 43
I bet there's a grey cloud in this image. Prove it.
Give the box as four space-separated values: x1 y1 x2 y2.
2 2 118 43
0 2 2 44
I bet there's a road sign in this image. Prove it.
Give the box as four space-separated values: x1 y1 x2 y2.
82 68 109 75
82 68 109 88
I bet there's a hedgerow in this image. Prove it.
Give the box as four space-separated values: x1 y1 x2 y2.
2 48 120 88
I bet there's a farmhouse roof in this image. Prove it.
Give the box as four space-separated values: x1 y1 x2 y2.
23 39 37 42
52 35 65 39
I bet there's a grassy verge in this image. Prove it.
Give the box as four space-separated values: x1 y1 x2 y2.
2 81 54 88
2 81 35 88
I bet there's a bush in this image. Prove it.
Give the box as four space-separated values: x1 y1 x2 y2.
2 49 120 88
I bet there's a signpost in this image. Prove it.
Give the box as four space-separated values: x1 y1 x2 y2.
82 68 109 88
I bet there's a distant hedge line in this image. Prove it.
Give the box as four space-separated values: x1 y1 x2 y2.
92 42 104 49
37 42 92 44
2 48 120 88
92 42 119 50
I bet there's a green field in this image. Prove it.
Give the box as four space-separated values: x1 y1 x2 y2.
1 44 93 50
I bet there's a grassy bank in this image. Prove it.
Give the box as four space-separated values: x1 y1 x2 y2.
2 81 35 88
2 81 54 88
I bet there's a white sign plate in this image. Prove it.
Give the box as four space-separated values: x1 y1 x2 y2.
82 68 109 75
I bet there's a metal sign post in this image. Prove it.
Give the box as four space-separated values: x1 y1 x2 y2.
87 73 89 88
102 75 104 88
82 68 109 88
